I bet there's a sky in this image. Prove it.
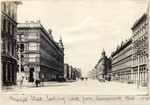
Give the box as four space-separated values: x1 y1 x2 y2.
17 0 148 76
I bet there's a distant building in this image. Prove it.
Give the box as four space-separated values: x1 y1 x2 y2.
68 66 73 79
64 63 82 80
94 49 111 80
1 1 22 86
17 21 64 82
64 63 69 80
111 38 133 83
75 68 82 79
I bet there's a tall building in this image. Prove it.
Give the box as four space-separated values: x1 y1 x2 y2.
131 13 148 85
111 12 148 85
17 21 64 82
1 1 22 86
111 38 133 83
94 49 111 80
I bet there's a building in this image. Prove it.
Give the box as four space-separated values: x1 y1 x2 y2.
111 12 148 85
17 21 64 82
64 63 69 80
1 1 22 86
68 66 73 79
74 68 82 79
111 38 133 83
94 49 111 80
64 63 82 80
131 13 148 85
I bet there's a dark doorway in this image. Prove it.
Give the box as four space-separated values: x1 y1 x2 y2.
3 62 6 85
29 68 34 82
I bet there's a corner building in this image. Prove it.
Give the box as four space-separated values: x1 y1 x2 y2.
1 1 22 86
95 49 111 80
17 21 64 82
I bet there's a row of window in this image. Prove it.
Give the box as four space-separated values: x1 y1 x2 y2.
133 55 147 66
2 16 16 37
1 2 17 20
133 20 148 40
2 39 16 57
17 33 40 41
112 46 132 63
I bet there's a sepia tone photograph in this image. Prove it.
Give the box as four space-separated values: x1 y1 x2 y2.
0 0 150 99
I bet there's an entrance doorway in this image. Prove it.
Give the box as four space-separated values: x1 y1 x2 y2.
29 68 34 82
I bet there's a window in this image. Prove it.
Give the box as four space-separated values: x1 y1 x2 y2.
12 44 14 56
29 54 39 62
6 3 9 14
28 33 37 39
12 24 14 37
4 2 6 12
29 42 37 50
8 41 10 53
3 19 6 31
21 35 25 41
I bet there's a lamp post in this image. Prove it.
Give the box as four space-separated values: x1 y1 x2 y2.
134 40 147 89
137 48 140 89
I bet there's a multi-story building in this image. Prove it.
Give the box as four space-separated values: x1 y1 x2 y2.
64 63 81 80
111 38 133 83
111 12 148 85
74 68 82 79
64 63 69 80
131 13 148 85
1 1 22 86
68 66 73 79
94 49 111 80
17 21 64 82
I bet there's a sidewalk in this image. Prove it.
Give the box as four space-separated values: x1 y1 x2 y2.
105 81 148 95
2 80 75 92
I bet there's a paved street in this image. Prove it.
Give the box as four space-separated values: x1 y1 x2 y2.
2 79 148 95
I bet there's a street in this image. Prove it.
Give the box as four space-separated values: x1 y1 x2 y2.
2 79 148 95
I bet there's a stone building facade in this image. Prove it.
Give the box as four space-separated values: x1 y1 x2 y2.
94 49 111 80
111 38 133 83
17 21 64 82
64 63 81 80
111 12 148 85
1 1 22 86
131 13 148 85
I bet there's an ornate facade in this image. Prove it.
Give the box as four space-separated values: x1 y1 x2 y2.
1 1 22 86
94 49 111 80
131 13 148 85
111 38 133 83
111 12 148 85
17 21 64 82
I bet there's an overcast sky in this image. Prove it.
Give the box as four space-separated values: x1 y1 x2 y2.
17 0 148 76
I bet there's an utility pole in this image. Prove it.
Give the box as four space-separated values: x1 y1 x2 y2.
137 48 140 89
